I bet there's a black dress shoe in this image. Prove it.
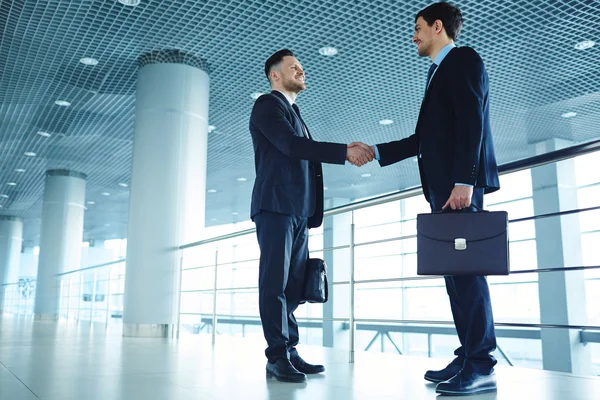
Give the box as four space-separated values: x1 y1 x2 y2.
291 355 325 374
436 370 497 396
424 362 462 383
266 359 307 383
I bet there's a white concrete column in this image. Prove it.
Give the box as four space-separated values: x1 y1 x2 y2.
34 169 87 319
0 216 23 313
531 139 591 374
123 50 209 337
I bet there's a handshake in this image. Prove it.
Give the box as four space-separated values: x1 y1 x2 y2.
346 142 375 167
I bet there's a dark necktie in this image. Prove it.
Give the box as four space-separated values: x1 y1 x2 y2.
424 63 438 96
292 103 301 116
292 103 309 138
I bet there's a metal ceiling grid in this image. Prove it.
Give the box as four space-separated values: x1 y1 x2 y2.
0 0 598 245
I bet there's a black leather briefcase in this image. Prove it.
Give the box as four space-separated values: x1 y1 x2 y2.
302 258 329 303
416 210 509 276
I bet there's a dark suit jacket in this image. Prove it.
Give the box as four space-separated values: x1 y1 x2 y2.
249 91 347 228
377 47 500 202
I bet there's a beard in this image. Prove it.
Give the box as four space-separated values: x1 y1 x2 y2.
417 41 431 57
282 76 306 93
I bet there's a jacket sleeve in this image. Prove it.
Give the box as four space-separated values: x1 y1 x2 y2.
375 133 419 167
450 48 487 185
250 95 347 164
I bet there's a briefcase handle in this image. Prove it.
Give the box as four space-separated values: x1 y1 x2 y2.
436 204 487 214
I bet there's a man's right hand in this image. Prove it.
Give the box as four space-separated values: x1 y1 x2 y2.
347 142 375 166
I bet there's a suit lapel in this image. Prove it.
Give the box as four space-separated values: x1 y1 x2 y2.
421 47 455 104
270 91 311 140
417 49 457 125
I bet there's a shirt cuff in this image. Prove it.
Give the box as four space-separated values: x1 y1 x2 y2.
455 183 473 187
374 144 381 160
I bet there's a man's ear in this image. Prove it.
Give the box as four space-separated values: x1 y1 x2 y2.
434 19 444 34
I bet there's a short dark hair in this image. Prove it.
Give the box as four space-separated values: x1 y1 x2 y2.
416 2 463 41
264 49 295 81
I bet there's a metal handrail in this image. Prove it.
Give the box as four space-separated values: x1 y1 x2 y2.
498 138 600 174
56 259 126 277
44 252 600 294
178 138 600 250
42 200 600 280
354 319 600 332
176 202 600 254
510 205 600 223
0 281 36 287
176 312 600 332
178 265 600 294
177 203 600 274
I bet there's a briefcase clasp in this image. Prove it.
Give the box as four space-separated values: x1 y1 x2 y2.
454 238 467 250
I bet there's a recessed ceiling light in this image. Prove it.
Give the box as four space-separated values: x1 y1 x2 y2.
24 152 36 157
207 189 217 193
101 192 110 196
80 57 98 66
0 194 8 199
231 212 239 216
561 111 577 118
37 131 52 137
250 92 263 100
237 177 247 182
55 100 71 107
319 46 338 56
575 40 595 50
15 169 26 173
0 205 3 208
323 186 328 190
118 0 141 5
379 119 394 125
87 201 96 205
105 223 111 227
118 183 129 188
208 125 217 133
6 182 16 186
211 218 217 221
361 173 372 178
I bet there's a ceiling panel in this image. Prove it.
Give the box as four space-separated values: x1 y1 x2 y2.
0 0 598 245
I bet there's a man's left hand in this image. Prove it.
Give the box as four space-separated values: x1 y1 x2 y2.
442 185 473 210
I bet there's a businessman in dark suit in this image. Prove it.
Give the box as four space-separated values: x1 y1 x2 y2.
250 49 373 383
350 3 499 396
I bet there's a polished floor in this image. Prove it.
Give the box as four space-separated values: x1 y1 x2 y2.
0 317 599 400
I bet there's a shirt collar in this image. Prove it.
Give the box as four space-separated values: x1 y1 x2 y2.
433 43 456 66
275 90 295 105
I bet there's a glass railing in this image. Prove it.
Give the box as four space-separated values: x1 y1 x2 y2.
1 278 36 316
177 140 600 375
55 260 126 324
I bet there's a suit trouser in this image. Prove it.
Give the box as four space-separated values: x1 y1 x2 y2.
254 211 308 363
429 187 498 375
